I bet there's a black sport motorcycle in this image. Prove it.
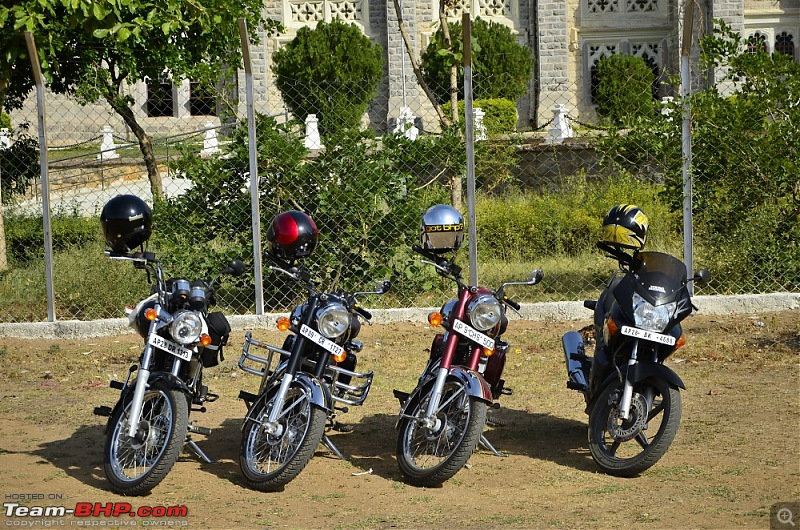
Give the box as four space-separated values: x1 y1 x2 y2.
237 253 390 491
561 242 710 476
94 250 245 495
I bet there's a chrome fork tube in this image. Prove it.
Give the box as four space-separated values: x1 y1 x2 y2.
261 373 294 436
619 340 639 420
126 319 159 438
421 366 449 429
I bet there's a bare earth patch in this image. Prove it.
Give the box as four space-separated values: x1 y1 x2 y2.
0 311 798 529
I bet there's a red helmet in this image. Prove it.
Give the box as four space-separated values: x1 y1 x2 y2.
266 210 319 260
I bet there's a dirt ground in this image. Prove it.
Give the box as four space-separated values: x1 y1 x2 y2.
0 310 798 529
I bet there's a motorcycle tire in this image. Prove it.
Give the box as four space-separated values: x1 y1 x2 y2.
239 384 327 492
588 377 681 477
102 379 190 496
396 378 488 487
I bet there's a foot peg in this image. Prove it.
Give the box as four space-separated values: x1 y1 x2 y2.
93 406 112 417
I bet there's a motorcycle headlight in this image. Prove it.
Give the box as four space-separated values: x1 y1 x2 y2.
317 303 350 339
632 293 676 332
467 294 502 331
170 311 203 345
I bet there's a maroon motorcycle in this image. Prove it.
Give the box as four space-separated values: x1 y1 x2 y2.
394 205 543 487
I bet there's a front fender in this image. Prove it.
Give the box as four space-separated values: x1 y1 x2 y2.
105 372 190 432
597 361 685 396
396 366 492 428
243 372 331 427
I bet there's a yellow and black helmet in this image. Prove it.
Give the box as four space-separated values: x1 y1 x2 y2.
601 204 648 250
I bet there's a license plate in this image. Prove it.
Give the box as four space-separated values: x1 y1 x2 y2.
452 319 496 350
621 326 677 346
148 334 193 361
300 324 345 357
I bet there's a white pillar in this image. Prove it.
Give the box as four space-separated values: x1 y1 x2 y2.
98 126 120 160
545 104 574 144
394 106 419 140
201 122 221 157
473 107 487 141
0 128 11 150
304 114 324 150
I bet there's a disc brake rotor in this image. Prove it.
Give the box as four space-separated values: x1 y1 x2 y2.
608 392 648 442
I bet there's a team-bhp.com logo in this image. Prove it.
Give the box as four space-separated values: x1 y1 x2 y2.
4 501 188 526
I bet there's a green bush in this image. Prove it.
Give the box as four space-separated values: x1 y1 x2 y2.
0 112 10 130
4 209 100 265
442 98 518 136
272 18 383 136
421 17 532 105
595 53 656 127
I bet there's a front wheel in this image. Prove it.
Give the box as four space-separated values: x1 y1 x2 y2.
239 385 327 491
588 377 681 477
396 379 488 487
103 380 189 496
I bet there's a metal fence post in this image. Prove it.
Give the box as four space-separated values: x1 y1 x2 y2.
463 13 478 287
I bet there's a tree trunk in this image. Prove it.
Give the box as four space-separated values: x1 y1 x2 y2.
0 179 7 271
104 94 163 200
438 1 462 212
390 0 451 129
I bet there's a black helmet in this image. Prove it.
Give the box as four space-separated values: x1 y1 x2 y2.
601 204 648 250
419 204 464 253
100 194 153 253
266 210 319 260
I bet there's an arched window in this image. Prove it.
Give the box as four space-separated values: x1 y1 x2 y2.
775 31 795 58
747 32 768 54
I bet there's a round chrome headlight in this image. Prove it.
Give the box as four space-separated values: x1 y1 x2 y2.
317 303 350 339
632 293 676 332
467 294 502 331
170 311 203 345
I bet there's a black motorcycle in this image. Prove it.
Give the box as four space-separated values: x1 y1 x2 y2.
562 242 710 476
94 250 245 495
237 253 390 491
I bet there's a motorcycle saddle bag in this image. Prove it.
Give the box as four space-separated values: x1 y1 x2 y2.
201 312 232 367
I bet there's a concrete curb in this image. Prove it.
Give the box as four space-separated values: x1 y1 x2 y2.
0 293 797 340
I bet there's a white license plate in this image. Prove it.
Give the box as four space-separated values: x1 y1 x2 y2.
452 319 496 350
621 326 677 346
300 324 345 358
148 334 193 361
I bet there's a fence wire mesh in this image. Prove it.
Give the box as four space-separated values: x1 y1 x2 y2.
0 42 797 323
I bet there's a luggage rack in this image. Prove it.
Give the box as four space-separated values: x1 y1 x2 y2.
238 331 373 407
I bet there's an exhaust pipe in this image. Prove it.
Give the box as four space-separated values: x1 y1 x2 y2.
562 331 589 391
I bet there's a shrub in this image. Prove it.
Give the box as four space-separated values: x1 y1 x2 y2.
272 19 383 136
4 208 100 265
442 98 518 136
594 53 656 127
421 17 532 105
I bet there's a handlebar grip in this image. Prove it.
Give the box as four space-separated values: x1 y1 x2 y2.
355 306 372 321
504 297 521 311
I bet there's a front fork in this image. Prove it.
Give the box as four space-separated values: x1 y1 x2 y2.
419 367 450 431
618 339 655 421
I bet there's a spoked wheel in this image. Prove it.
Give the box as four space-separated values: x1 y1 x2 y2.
588 377 682 477
239 385 327 491
396 379 488 487
103 380 189 496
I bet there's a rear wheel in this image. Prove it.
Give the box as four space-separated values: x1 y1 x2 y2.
588 377 681 477
396 379 488 487
103 380 189 496
239 385 327 491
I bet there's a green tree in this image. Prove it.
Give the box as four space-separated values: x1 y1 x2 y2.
594 53 656 127
272 19 383 137
421 17 532 106
0 0 281 199
595 20 799 292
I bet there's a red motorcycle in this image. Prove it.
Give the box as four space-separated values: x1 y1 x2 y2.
394 205 543 486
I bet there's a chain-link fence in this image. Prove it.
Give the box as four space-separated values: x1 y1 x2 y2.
0 31 797 323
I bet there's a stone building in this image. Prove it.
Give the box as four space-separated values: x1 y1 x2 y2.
11 0 799 143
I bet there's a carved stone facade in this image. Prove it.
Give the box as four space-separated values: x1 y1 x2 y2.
10 0 799 142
